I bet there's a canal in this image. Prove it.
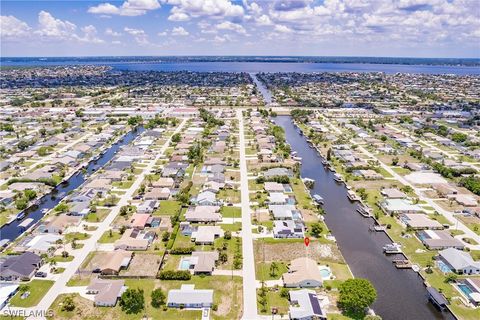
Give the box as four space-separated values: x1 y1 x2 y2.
250 73 272 104
274 115 453 320
0 127 144 242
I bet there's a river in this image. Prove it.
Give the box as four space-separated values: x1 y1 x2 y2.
0 127 144 242
273 116 454 319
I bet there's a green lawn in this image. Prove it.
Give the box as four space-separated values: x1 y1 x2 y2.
98 230 122 243
255 261 288 281
49 255 74 263
84 208 110 222
154 200 181 216
220 206 241 218
9 280 54 307
64 232 90 243
257 288 289 315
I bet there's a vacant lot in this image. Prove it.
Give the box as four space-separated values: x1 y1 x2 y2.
120 253 162 277
10 280 54 307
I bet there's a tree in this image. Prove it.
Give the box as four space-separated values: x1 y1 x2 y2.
391 156 399 166
338 278 377 314
171 133 181 143
224 231 232 240
151 288 166 308
24 189 37 201
310 223 323 237
326 148 332 161
270 261 279 277
120 288 145 314
61 295 76 312
444 274 458 283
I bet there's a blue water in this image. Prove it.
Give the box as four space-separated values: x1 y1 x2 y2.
458 284 474 298
437 260 452 273
2 59 480 75
180 259 191 270
319 268 331 278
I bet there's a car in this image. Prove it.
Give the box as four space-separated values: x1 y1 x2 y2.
92 268 101 273
35 271 47 278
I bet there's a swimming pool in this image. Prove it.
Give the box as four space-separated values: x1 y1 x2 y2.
318 266 332 280
458 283 474 298
436 260 452 273
180 259 191 270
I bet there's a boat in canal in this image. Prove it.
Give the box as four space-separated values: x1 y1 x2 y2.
383 242 403 254
333 173 343 182
313 194 325 205
356 206 372 217
347 190 360 201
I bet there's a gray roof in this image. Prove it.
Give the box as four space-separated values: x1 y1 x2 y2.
439 248 480 270
167 284 213 305
0 252 41 277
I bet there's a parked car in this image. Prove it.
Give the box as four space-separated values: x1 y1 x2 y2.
35 271 47 278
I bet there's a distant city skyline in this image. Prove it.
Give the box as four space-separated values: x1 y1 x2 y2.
1 0 479 58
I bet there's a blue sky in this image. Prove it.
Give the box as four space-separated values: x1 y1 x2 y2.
1 0 479 57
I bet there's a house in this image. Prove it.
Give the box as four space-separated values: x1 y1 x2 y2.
86 279 126 307
24 234 62 254
457 278 480 306
144 187 171 200
137 200 158 214
167 284 213 308
185 206 222 223
114 229 149 250
283 257 323 288
39 215 81 234
191 226 224 244
0 252 42 281
400 214 443 230
380 199 424 215
289 289 326 320
152 177 175 188
0 283 19 309
194 190 219 206
269 204 298 220
273 220 304 238
268 192 289 205
69 200 91 216
418 230 465 250
264 182 285 193
432 184 458 197
85 178 112 192
357 169 383 180
438 248 480 275
181 251 219 275
97 250 133 275
451 194 478 207
129 213 151 229
264 168 293 178
381 188 407 199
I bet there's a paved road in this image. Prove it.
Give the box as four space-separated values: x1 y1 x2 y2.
5 119 187 320
237 109 258 320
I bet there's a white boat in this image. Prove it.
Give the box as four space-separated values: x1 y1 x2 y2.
356 206 372 217
383 243 402 254
347 190 360 201
333 173 343 182
292 156 302 161
18 218 34 229
412 264 420 272
313 194 324 205
16 212 26 220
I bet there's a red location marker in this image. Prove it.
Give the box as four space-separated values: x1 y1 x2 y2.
304 237 310 247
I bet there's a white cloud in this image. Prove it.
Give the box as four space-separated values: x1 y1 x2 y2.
171 26 189 36
157 31 168 36
89 0 160 16
124 27 150 45
105 28 122 37
35 11 77 39
78 25 104 43
165 0 244 21
216 21 247 34
274 24 293 33
0 15 31 39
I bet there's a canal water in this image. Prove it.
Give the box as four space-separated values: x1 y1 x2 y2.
250 73 272 104
274 115 453 320
0 127 144 242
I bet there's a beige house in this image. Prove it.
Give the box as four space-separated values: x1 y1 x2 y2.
283 257 323 288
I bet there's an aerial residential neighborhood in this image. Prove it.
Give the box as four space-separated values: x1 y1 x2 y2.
1 1 480 320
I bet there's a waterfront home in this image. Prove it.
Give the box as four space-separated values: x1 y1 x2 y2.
283 257 323 288
438 248 480 275
400 214 443 230
167 284 213 308
381 188 407 199
273 220 304 238
185 206 222 223
0 252 42 281
356 169 383 180
97 250 133 275
114 229 149 250
418 230 465 250
85 178 112 192
457 278 480 306
191 225 224 244
69 199 91 216
380 199 424 215
180 251 219 275
39 214 81 234
289 289 327 320
86 279 126 307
